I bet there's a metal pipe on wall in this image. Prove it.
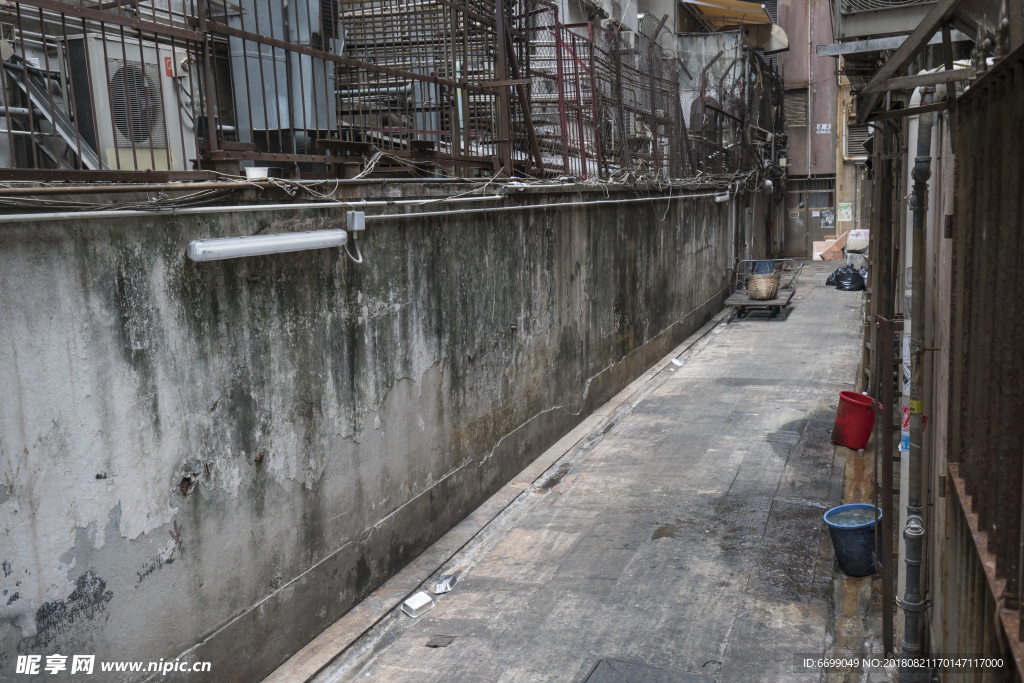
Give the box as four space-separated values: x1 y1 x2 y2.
0 191 726 224
0 194 505 223
0 177 503 196
899 85 935 683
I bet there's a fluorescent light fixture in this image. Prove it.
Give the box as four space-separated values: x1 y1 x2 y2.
186 230 348 262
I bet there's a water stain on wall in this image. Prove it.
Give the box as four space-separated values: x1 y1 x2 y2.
22 571 113 651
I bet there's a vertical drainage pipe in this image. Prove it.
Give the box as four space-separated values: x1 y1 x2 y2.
899 85 934 683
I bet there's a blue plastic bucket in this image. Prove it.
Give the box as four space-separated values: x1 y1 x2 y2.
823 504 882 577
753 260 774 274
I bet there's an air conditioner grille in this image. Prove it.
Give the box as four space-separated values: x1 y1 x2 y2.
320 0 340 40
846 122 871 158
106 59 167 148
784 90 808 128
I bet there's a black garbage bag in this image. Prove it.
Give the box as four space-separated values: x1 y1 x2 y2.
829 264 866 291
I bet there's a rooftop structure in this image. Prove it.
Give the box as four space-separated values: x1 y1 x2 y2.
0 0 787 184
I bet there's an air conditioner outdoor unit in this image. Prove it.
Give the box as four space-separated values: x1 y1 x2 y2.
625 111 651 139
66 34 197 171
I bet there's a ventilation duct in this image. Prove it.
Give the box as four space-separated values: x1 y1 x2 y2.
227 0 344 152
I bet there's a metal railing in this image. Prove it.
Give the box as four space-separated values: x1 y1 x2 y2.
941 44 1024 680
838 0 936 13
0 0 784 181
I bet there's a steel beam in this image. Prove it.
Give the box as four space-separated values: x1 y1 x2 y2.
867 100 950 121
863 67 976 94
856 0 964 121
816 29 970 56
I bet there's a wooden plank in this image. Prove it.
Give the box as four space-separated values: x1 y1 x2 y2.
820 231 849 261
862 66 976 94
856 0 963 121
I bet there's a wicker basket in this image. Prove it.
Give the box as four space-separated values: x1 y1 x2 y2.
748 272 781 300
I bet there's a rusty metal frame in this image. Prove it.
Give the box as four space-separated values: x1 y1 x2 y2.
0 0 785 182
875 314 897 656
936 43 1024 681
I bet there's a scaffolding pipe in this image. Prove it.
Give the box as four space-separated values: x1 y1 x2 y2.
898 85 934 683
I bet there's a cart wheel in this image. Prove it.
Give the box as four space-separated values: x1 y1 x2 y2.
771 306 780 318
738 306 746 318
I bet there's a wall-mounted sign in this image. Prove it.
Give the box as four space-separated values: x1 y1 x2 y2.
816 123 832 134
820 209 835 228
837 202 853 222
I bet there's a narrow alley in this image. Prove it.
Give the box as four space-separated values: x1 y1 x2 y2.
269 263 880 682
4 0 1020 674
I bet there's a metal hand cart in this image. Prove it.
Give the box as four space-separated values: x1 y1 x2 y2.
726 259 804 319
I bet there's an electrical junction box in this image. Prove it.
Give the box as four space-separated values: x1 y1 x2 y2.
347 211 366 232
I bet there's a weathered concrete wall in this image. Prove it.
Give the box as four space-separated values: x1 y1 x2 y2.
777 0 837 177
0 185 749 681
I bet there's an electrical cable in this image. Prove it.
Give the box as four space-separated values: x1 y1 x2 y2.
344 237 363 264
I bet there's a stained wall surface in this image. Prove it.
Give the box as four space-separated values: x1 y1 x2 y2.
0 185 758 680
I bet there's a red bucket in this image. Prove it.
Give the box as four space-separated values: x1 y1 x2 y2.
831 391 876 450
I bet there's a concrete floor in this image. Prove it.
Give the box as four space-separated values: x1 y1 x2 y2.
306 262 882 683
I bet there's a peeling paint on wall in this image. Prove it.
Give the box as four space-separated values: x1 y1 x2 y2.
0 185 759 680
